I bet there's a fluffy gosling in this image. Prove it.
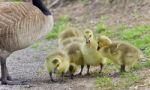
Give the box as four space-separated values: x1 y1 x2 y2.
97 35 141 72
81 29 106 75
45 50 71 82
64 42 84 75
58 27 84 48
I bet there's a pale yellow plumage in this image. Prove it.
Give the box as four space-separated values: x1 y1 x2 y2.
58 27 84 48
97 35 141 72
45 50 78 81
65 42 84 66
46 50 69 73
58 27 85 75
45 50 70 81
81 29 106 74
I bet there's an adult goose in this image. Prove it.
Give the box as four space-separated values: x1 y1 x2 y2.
0 0 54 85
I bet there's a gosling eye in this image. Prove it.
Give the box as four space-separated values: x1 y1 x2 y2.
52 59 58 64
56 64 59 67
89 34 92 38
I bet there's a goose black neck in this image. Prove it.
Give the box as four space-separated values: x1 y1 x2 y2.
32 0 51 16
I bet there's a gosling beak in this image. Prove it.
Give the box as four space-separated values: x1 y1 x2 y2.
53 67 57 73
86 38 90 44
97 46 100 50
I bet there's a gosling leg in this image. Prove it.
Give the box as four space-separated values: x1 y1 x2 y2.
120 64 126 72
86 65 90 75
77 65 84 76
49 72 56 82
99 63 104 73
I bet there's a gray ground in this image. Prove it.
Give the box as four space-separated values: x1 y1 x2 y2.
0 39 97 90
0 39 150 90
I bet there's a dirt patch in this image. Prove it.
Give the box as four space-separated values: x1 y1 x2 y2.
0 40 100 90
0 39 149 90
52 0 150 29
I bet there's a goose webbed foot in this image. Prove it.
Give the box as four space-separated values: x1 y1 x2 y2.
0 76 12 81
1 80 27 85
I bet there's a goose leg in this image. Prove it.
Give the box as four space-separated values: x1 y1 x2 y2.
5 68 12 80
0 65 12 81
1 57 26 85
1 57 7 85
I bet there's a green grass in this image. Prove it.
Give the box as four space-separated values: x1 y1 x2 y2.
119 73 142 88
120 25 149 40
45 15 71 40
96 23 107 33
95 24 150 89
117 24 128 31
31 42 42 49
98 24 150 56
95 16 115 38
11 0 22 1
95 60 149 89
119 25 150 56
95 76 113 87
96 16 109 33
95 72 143 89
132 60 150 70
80 0 90 5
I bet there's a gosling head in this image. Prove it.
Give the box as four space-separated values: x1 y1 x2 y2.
69 63 77 74
96 35 112 50
69 63 77 79
51 58 61 73
83 29 94 44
